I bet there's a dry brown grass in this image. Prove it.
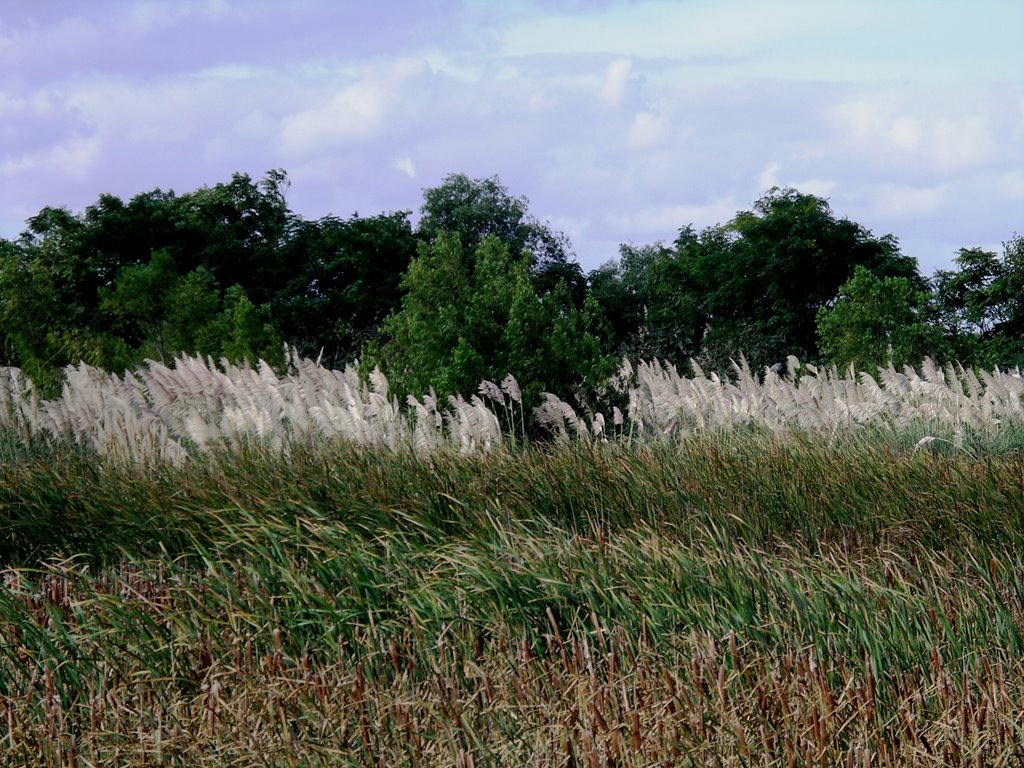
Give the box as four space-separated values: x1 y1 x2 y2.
3 535 1024 767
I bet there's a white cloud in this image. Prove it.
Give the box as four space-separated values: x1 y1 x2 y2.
626 111 667 150
392 155 416 179
500 3 808 62
234 110 276 142
610 197 738 235
421 51 481 83
126 3 192 31
930 116 997 172
278 59 423 157
67 79 232 143
759 161 781 190
1 134 101 178
528 89 558 113
0 93 26 116
826 95 998 174
599 58 631 108
795 178 836 198
997 170 1024 199
870 183 948 219
499 1 1022 86
0 0 1019 278
757 160 835 197
280 82 386 151
887 116 921 153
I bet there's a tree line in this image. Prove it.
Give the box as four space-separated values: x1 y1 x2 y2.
1 169 1020 409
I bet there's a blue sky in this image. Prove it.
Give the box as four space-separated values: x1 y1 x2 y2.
1 0 1021 274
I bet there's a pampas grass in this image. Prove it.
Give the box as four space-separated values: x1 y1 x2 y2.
2 351 1024 466
0 349 516 465
549 355 1024 451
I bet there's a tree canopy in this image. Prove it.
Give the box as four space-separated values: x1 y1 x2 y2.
364 233 611 412
0 170 1018 409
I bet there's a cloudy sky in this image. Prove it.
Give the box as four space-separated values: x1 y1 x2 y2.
1 1 1021 274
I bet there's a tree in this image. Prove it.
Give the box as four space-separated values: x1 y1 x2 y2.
0 211 133 392
365 234 611 412
367 233 472 397
100 254 259 365
170 169 295 304
417 173 579 296
218 286 284 368
272 212 418 369
587 235 705 364
816 266 942 371
931 236 1024 367
708 187 921 370
100 249 180 360
587 188 924 374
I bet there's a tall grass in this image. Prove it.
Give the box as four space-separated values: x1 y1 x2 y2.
617 355 1024 452
2 354 1024 764
2 351 1024 464
2 464 1024 762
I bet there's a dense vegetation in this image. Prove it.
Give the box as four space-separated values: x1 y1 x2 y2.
2 169 1020 409
1 351 1023 763
1 428 1023 765
2 172 1023 764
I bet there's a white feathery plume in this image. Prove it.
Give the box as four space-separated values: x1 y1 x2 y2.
500 374 521 404
479 379 504 404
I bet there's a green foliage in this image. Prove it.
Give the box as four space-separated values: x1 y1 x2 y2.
0 170 378 379
418 173 569 265
816 266 943 371
417 173 581 305
1 168 1017 411
587 189 923 374
708 188 920 370
367 234 612 410
169 169 295 304
0 211 134 394
99 251 282 367
219 286 285 368
932 235 1024 367
588 240 694 361
272 212 417 369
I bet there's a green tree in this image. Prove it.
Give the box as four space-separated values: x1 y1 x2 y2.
218 286 284 368
816 266 942 371
366 234 611 411
100 249 179 360
272 212 417 369
931 236 1024 367
707 187 921 370
170 169 295 303
587 235 708 364
366 233 470 397
100 254 255 365
0 212 132 392
590 188 924 374
417 173 584 301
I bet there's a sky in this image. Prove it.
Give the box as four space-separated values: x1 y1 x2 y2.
0 0 1021 276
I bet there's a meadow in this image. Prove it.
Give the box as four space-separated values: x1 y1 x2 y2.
1 353 1024 766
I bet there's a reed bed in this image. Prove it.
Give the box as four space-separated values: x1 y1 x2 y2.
0 349 504 466
2 351 1024 465
1 432 1024 764
2 354 1024 763
614 356 1024 451
4 549 1024 767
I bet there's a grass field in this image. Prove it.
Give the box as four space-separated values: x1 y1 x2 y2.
2 357 1024 765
